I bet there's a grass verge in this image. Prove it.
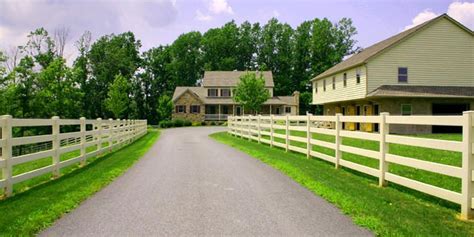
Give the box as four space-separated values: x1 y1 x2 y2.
210 131 474 236
0 130 160 236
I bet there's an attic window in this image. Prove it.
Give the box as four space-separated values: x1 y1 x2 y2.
175 105 186 113
398 67 408 83
208 89 218 97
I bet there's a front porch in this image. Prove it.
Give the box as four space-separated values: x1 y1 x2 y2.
204 104 288 121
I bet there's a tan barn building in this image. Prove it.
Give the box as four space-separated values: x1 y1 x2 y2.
311 14 474 134
172 71 300 122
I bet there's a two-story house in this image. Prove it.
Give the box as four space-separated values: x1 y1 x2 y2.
172 71 300 122
311 14 473 134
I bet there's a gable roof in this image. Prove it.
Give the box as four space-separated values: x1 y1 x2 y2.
311 14 474 81
367 85 474 98
202 71 274 87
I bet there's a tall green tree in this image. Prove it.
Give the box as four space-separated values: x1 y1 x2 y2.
201 21 240 70
169 32 203 87
105 74 131 119
156 94 173 122
87 32 141 118
258 18 294 95
233 73 270 114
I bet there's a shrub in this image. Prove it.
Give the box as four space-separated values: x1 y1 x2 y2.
183 120 192 126
210 121 216 126
192 121 201 126
222 122 228 126
173 119 184 127
201 121 207 126
159 120 172 128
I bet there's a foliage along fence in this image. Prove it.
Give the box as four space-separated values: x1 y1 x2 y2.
228 112 474 220
0 115 147 197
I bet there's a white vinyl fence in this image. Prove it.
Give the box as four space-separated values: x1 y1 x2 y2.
228 112 474 220
0 115 147 197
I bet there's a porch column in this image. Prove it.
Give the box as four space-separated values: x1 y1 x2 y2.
243 106 245 116
218 104 221 121
233 104 235 116
270 105 272 115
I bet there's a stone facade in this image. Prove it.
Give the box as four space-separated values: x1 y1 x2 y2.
172 91 205 122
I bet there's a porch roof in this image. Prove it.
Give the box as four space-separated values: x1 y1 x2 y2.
367 85 474 98
172 87 296 105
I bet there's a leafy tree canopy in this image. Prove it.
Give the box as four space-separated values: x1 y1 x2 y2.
233 73 270 114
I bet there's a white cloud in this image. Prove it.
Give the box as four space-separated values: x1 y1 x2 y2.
208 0 233 15
196 10 213 21
447 1 474 29
404 9 438 30
404 1 474 31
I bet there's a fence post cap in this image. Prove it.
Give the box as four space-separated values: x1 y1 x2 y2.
1 115 12 119
463 111 474 115
79 117 86 120
97 118 102 121
109 118 113 121
335 113 342 116
380 112 390 115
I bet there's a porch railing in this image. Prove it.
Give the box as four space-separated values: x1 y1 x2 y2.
205 114 229 121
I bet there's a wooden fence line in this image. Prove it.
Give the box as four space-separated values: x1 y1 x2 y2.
0 115 148 198
228 112 474 220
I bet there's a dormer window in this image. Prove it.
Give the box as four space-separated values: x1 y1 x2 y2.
221 88 231 97
208 89 218 97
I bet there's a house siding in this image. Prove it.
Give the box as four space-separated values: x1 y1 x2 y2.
367 18 474 92
312 66 367 105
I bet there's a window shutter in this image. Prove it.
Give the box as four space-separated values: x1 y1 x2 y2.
175 106 178 113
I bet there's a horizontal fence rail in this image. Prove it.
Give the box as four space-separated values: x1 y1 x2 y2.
0 115 147 198
228 112 474 220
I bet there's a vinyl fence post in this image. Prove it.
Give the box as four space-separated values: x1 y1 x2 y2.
335 113 342 169
97 118 102 156
306 113 312 158
108 118 113 152
461 111 474 220
257 115 261 144
51 116 60 178
1 115 13 197
379 112 390 187
270 115 274 148
285 114 289 152
80 117 86 167
248 116 251 141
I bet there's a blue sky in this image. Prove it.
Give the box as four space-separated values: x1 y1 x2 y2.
0 0 472 63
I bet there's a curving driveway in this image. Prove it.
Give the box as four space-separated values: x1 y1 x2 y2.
41 127 371 236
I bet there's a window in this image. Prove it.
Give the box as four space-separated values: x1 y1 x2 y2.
285 107 291 113
208 88 218 97
220 88 231 97
175 105 186 113
343 73 347 87
190 105 200 113
332 77 336 90
276 107 281 114
315 82 318 93
398 67 408 83
323 79 326 91
356 69 361 84
401 104 412 116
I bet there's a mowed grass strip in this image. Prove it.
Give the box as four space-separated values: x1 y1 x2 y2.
0 130 160 236
210 132 474 236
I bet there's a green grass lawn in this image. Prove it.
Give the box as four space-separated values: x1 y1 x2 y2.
211 131 474 236
0 130 160 236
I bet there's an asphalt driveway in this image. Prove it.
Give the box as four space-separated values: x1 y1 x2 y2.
41 127 371 236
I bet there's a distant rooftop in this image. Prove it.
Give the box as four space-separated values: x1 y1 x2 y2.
202 71 274 87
